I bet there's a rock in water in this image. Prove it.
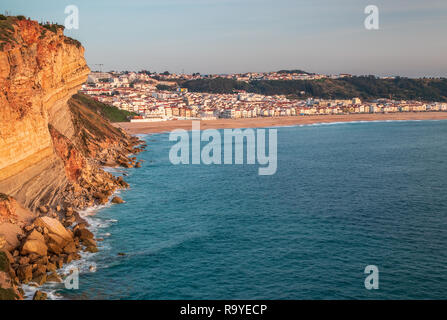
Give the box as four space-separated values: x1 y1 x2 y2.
63 242 77 254
32 273 47 286
82 238 97 248
111 196 124 204
33 290 47 300
46 272 62 283
74 228 94 241
85 246 98 253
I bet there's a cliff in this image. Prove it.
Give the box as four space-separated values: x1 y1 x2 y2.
0 17 142 209
0 16 145 299
0 17 89 208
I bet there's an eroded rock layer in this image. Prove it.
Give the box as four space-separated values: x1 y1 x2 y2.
0 19 89 209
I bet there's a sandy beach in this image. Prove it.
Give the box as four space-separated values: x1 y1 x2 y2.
114 112 447 134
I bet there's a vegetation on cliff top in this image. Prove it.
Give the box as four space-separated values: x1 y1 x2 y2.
63 36 82 48
0 15 17 50
0 15 41 50
156 84 177 91
71 93 137 122
68 93 137 160
277 69 313 75
0 15 82 50
40 22 64 33
179 76 447 102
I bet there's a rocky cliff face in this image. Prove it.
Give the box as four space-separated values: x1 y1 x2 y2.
0 17 145 299
0 18 142 210
0 18 90 209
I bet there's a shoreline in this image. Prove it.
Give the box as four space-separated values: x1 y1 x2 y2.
48 166 136 300
0 134 145 300
22 166 134 300
114 112 447 134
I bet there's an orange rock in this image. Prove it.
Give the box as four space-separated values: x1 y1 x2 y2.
111 196 124 204
34 217 73 242
21 239 48 256
27 230 44 242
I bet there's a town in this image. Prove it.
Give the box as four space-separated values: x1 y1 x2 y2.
81 71 447 122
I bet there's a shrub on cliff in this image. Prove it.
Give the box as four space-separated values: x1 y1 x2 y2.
156 84 176 91
0 15 7 21
64 36 82 49
181 76 447 101
40 22 65 33
71 94 137 122
0 20 13 30
0 17 15 48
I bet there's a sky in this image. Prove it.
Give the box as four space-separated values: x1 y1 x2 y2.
2 0 447 77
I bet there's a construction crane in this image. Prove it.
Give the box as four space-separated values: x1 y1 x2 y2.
94 64 104 73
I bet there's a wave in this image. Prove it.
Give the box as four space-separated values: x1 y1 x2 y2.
126 231 207 258
303 119 446 126
22 283 62 300
102 166 128 174
262 119 446 130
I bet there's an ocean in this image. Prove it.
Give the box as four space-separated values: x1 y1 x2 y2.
40 120 447 299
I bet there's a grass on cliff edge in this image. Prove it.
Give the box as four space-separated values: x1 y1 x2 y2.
0 15 17 50
0 15 82 51
72 93 137 122
0 15 34 50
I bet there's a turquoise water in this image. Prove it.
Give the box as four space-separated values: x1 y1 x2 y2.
58 120 447 299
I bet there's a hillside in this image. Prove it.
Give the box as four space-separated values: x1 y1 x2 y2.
180 76 447 102
71 93 137 122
